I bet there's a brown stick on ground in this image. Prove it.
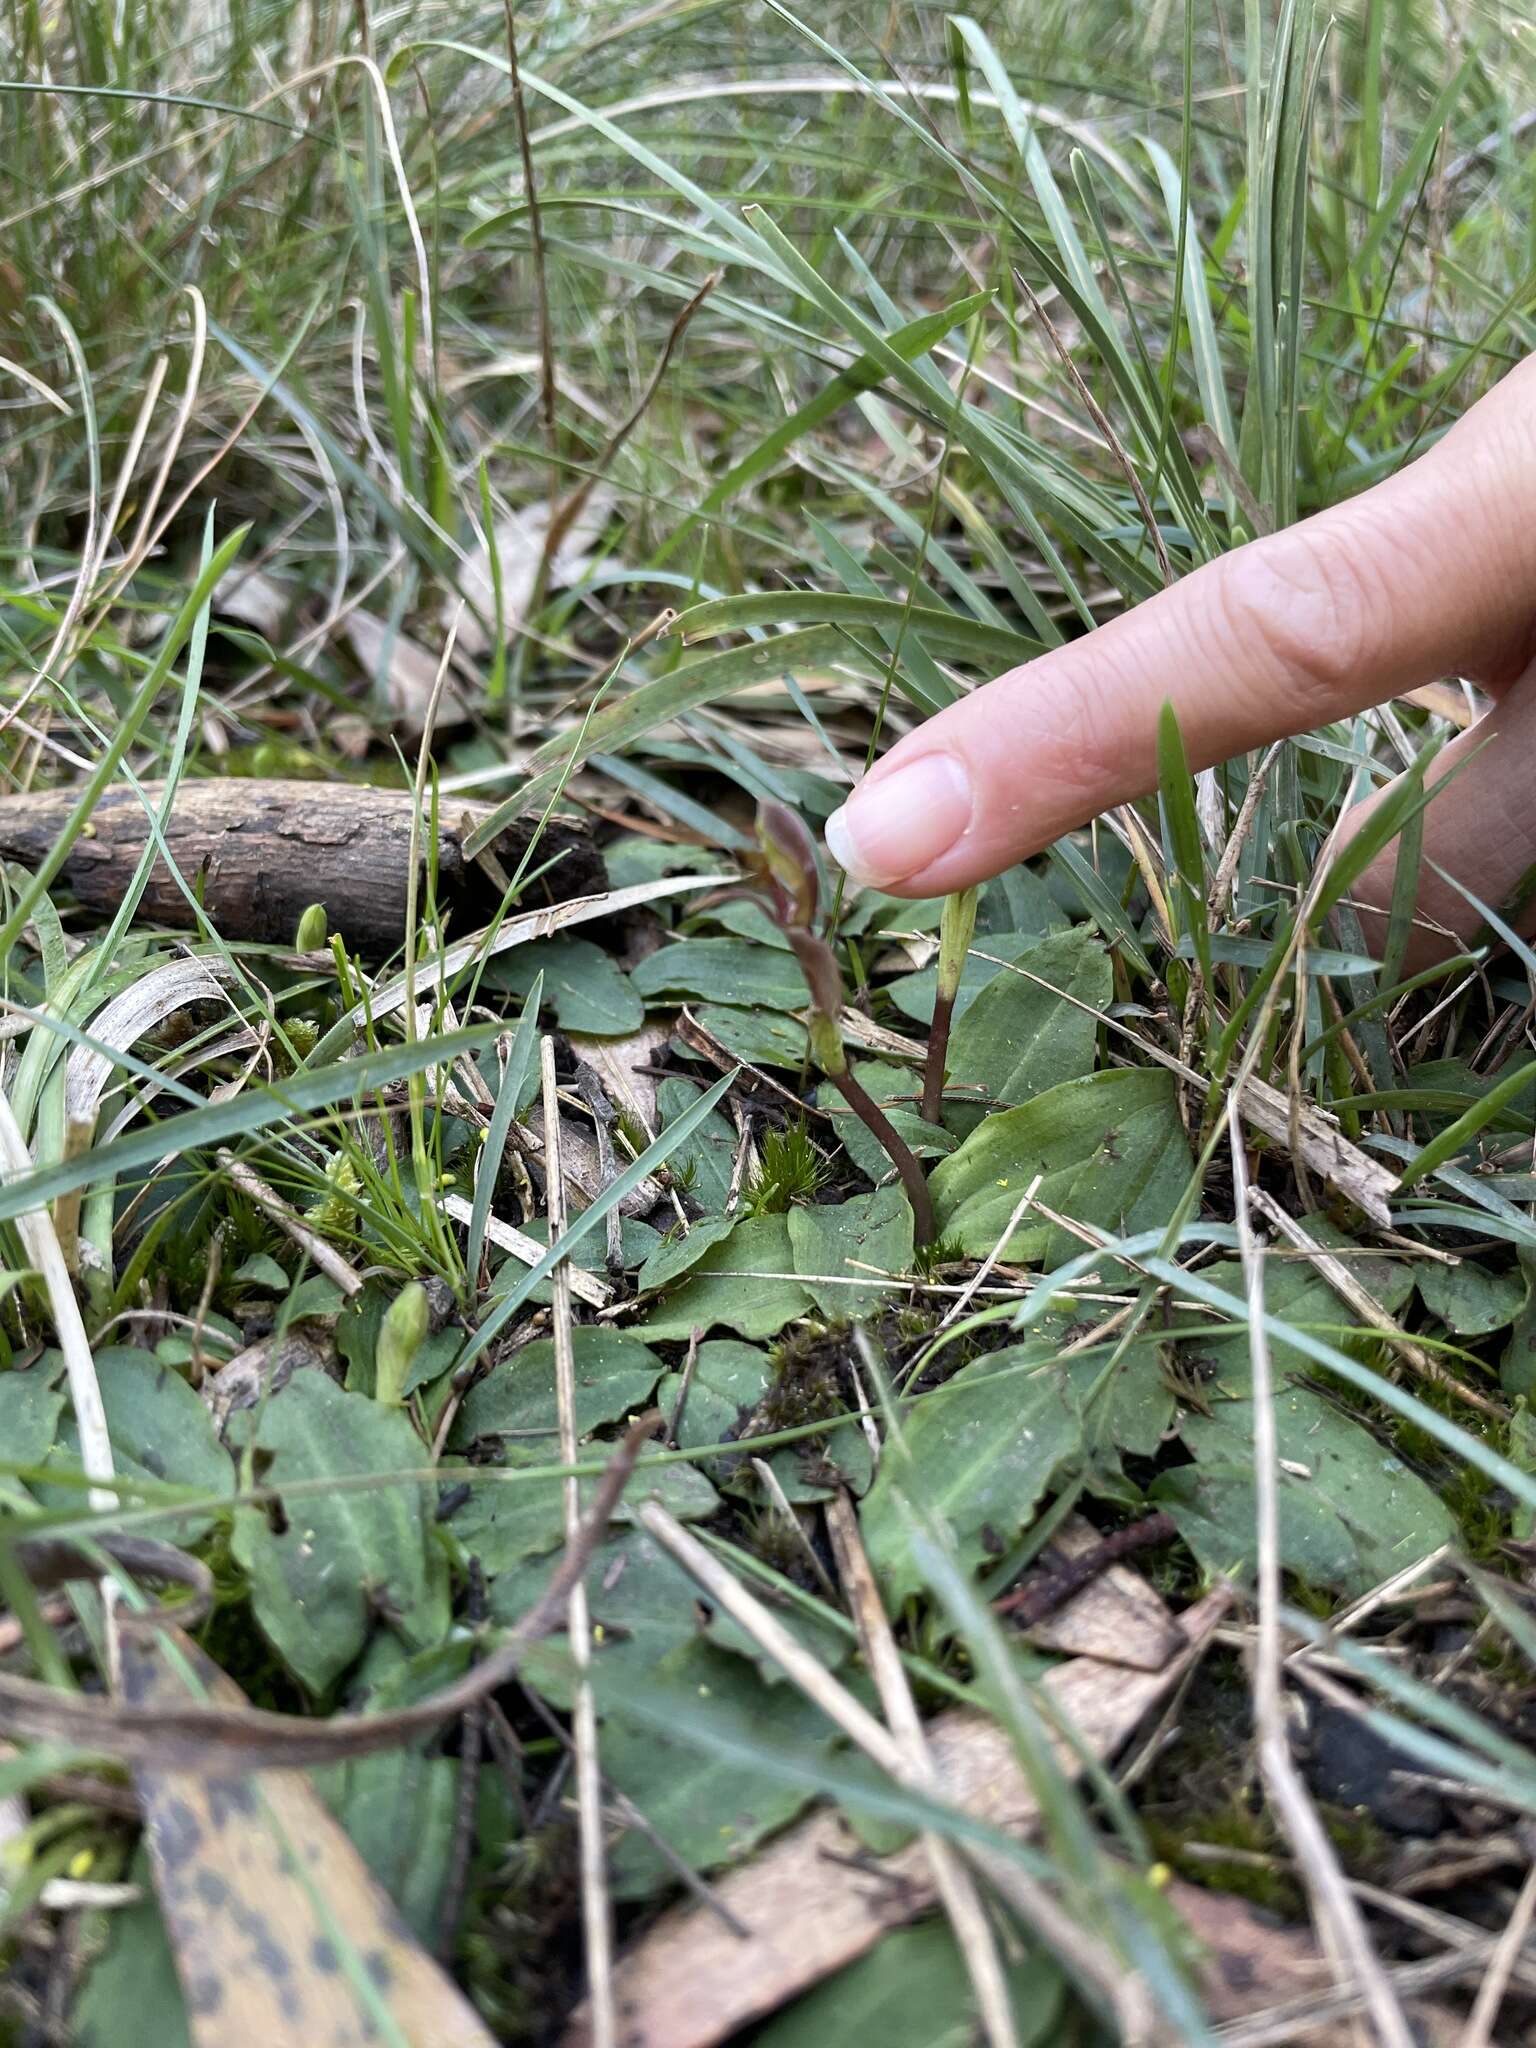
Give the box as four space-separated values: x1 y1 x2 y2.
0 779 604 953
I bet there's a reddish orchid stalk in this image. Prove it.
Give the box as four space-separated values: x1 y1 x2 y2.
748 803 935 1245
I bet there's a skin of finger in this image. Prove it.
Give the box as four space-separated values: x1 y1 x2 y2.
846 357 1536 898
1350 659 1536 973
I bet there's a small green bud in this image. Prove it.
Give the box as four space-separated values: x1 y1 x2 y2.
935 886 979 1006
375 1280 430 1407
294 901 329 952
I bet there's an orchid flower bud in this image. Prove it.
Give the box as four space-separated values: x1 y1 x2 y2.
754 801 821 930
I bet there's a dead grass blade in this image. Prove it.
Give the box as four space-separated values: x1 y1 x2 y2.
825 1491 1019 2048
541 1034 616 2048
1228 1098 1416 2048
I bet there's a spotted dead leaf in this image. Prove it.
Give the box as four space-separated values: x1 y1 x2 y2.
121 1625 495 2048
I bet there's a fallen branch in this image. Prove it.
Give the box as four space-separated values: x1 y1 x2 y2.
0 779 605 953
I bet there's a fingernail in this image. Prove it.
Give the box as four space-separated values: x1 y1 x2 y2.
824 753 974 888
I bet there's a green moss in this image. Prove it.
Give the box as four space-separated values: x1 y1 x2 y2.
744 1120 827 1214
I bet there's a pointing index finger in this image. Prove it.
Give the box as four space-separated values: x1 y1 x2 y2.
824 361 1536 897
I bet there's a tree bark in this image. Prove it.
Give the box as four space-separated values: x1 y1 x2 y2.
0 779 605 954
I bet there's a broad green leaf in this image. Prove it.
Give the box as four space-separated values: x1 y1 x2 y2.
1156 1429 1455 1597
640 1213 813 1340
788 1186 915 1320
632 938 808 1012
232 1373 448 1693
687 1001 808 1069
655 1076 738 1212
0 1358 66 1470
442 1444 719 1577
1167 1249 1458 1594
1417 1259 1528 1338
492 1529 706 1707
483 938 642 1036
599 1639 839 1897
637 1215 736 1295
752 1920 1065 2048
451 1330 664 1444
73 1854 190 2048
818 1060 955 1186
930 1068 1191 1262
310 1635 469 1942
863 1353 1082 1601
662 1339 771 1449
1501 1257 1536 1397
943 924 1110 1107
234 1252 289 1291
43 1349 231 1543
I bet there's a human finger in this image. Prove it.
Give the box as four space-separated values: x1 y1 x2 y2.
824 358 1536 897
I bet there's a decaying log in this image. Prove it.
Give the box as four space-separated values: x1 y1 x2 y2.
0 779 605 954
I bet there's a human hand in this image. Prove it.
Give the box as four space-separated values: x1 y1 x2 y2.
823 358 1536 968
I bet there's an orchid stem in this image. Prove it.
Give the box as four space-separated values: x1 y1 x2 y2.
921 989 955 1126
831 1065 936 1246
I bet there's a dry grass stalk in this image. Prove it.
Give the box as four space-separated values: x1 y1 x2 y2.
824 1491 1020 2048
541 1035 616 2048
1227 1098 1416 2048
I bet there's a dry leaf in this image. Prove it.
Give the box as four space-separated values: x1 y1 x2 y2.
213 567 293 639
120 1625 496 2048
453 491 614 659
562 1587 1228 2048
342 610 468 734
566 1022 674 1137
1022 1514 1187 1671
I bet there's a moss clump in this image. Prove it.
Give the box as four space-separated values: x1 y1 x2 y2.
756 1321 857 1434
744 1120 827 1214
